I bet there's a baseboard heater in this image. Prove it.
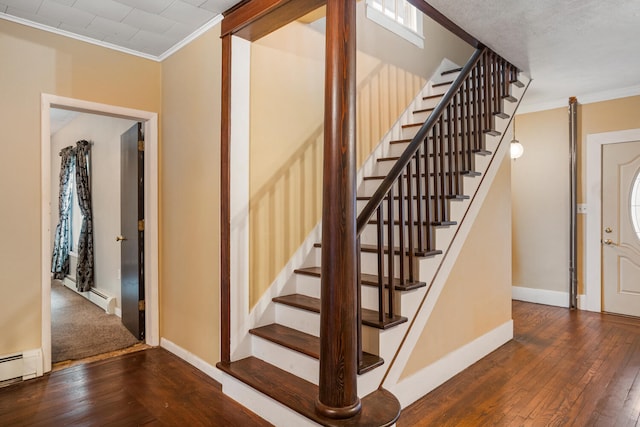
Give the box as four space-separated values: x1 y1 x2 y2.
0 349 43 387
63 277 117 315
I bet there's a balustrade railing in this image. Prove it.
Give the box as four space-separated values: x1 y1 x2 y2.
355 47 519 367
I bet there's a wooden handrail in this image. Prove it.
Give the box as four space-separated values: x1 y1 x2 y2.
356 48 484 233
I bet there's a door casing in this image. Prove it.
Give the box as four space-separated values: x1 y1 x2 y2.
585 128 640 312
41 94 159 373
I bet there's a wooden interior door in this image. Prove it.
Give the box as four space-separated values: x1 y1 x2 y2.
602 140 640 317
120 123 145 340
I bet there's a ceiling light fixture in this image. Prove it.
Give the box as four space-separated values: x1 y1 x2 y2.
510 119 524 160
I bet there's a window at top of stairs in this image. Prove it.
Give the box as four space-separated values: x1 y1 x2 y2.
366 0 424 48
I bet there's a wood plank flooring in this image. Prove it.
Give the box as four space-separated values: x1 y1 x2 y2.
0 347 270 426
0 301 638 426
398 301 640 426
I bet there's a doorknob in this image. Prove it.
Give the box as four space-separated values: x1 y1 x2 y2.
604 227 612 233
603 239 615 245
116 235 127 242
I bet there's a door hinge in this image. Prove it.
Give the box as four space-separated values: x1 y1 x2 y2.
138 140 144 152
138 219 145 231
138 300 145 311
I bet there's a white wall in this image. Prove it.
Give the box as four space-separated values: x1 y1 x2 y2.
50 110 137 311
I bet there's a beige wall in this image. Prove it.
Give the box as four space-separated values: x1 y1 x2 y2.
160 27 221 364
512 95 640 295
402 155 512 377
0 19 160 356
512 107 569 292
248 7 474 307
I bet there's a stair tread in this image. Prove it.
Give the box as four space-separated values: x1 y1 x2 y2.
315 242 443 258
217 357 400 427
423 94 444 100
511 80 525 88
249 324 384 373
432 80 454 88
413 107 435 114
367 218 460 226
441 67 463 75
502 94 517 102
274 294 408 329
295 266 426 291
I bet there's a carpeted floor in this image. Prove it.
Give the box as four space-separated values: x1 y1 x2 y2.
51 280 139 363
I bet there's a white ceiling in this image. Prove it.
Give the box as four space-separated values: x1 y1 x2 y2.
0 0 238 59
426 0 640 111
3 0 639 111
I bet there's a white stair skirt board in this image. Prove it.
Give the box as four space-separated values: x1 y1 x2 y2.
511 286 588 310
160 338 223 384
391 320 513 408
62 277 117 315
0 349 43 384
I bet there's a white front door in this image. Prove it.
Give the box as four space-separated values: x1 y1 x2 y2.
602 141 640 317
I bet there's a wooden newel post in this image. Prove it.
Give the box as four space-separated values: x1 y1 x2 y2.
315 0 361 419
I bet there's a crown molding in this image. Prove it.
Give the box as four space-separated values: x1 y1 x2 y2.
0 12 223 63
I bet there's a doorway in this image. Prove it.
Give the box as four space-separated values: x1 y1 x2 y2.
601 141 640 317
585 129 640 315
41 94 159 373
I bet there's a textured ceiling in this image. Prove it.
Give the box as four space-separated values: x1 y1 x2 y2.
0 0 238 59
3 0 639 110
425 0 640 111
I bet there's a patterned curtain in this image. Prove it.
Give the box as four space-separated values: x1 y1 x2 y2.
75 140 94 292
51 147 76 279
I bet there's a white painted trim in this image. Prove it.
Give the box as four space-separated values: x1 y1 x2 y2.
0 12 223 62
229 36 252 361
391 320 513 408
160 338 223 384
518 84 640 114
512 285 570 308
41 94 160 373
585 128 640 313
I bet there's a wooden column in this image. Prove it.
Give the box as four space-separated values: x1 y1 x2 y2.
220 34 232 363
315 0 360 419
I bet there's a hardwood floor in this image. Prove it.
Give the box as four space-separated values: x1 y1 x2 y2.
398 301 640 426
1 301 638 426
0 347 270 426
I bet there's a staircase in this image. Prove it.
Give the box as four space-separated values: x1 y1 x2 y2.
218 47 528 426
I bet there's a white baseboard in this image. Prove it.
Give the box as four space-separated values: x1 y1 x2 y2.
512 286 588 310
391 320 513 409
160 338 223 384
512 286 569 307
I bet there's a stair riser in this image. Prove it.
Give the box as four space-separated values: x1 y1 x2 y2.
357 192 472 216
359 175 477 200
359 251 416 277
360 223 444 248
275 304 320 337
294 272 407 313
221 374 318 427
251 335 319 385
